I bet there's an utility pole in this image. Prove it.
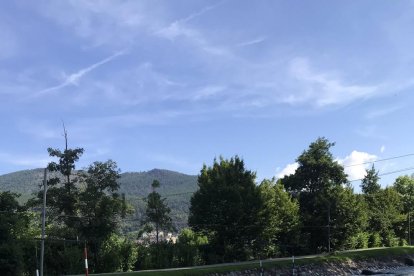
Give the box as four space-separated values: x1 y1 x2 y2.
409 210 411 246
410 189 412 246
328 204 331 253
40 168 47 276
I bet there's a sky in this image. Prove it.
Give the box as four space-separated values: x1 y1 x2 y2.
1 0 414 191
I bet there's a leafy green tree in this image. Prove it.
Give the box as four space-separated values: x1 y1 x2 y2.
78 161 124 240
281 138 360 253
361 165 380 195
144 180 174 245
361 170 406 247
393 175 414 244
97 234 138 272
43 129 84 235
258 179 300 257
367 187 404 246
283 138 347 195
77 160 128 272
189 156 263 262
28 130 133 273
0 191 31 275
175 228 208 266
333 186 368 249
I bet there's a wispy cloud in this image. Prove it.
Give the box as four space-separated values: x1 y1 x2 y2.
157 1 224 38
155 2 230 56
236 36 266 47
355 125 387 140
190 85 225 101
174 2 223 25
287 57 378 107
17 120 61 140
364 105 402 120
32 50 125 97
0 152 51 168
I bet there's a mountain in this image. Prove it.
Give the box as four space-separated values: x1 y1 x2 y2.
118 169 198 197
0 168 46 196
0 168 199 231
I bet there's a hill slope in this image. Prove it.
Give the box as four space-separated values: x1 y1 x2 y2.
0 168 199 230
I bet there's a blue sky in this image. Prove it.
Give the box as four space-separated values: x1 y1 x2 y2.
1 0 414 190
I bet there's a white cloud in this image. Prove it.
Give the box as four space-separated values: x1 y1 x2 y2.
236 36 266 47
155 3 231 57
277 150 377 182
156 2 221 40
287 57 378 107
276 162 298 178
33 51 125 97
0 152 51 168
337 150 377 181
364 105 402 120
380 145 386 153
33 1 161 47
190 86 225 101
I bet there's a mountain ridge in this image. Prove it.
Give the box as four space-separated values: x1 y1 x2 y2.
0 167 198 196
0 167 198 230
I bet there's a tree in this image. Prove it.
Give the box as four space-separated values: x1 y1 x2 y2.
361 165 380 194
78 160 124 242
28 129 132 273
283 138 347 195
77 160 128 272
189 156 263 262
281 137 358 253
332 186 368 249
144 180 174 245
175 228 208 266
258 179 300 257
0 192 31 275
393 175 414 244
44 127 84 235
367 187 404 246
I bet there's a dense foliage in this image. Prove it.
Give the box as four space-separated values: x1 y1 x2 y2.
189 156 263 263
0 168 197 230
2 137 414 274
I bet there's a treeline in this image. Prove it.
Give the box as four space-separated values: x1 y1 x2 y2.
1 137 414 274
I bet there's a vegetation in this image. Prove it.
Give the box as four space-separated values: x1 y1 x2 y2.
189 156 263 263
3 136 414 275
0 168 197 230
69 247 414 276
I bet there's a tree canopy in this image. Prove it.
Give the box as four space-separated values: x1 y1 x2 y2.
189 156 263 262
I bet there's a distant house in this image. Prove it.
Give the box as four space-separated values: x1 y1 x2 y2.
138 231 177 244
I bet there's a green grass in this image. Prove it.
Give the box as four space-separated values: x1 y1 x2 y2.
84 246 414 276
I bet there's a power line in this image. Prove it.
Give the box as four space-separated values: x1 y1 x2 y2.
349 166 414 182
344 153 414 167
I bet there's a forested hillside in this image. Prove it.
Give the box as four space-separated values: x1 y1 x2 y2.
118 169 198 231
0 168 45 195
0 168 198 229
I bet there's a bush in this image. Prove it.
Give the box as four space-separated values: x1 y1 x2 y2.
369 232 382 247
97 234 138 272
349 232 369 249
134 241 175 270
176 228 208 266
